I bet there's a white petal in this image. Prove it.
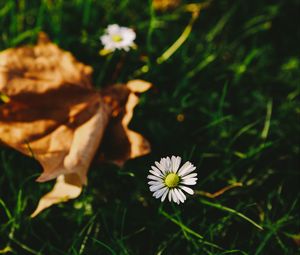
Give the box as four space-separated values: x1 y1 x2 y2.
171 190 177 202
149 170 162 178
147 175 163 181
151 167 164 177
169 190 176 203
178 161 195 176
177 161 190 174
168 190 173 202
161 157 172 172
171 156 181 173
173 190 180 204
107 24 120 34
178 189 187 201
151 166 164 176
174 188 185 203
148 182 162 187
160 158 168 171
169 190 175 203
172 189 180 203
120 27 136 40
161 189 169 202
181 178 197 185
148 181 162 185
155 161 165 172
182 166 196 177
150 183 165 192
181 173 197 180
153 187 168 199
165 157 172 170
100 35 110 45
151 165 162 173
160 158 166 169
180 185 194 195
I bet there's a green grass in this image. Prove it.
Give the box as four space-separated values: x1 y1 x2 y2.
1 0 300 254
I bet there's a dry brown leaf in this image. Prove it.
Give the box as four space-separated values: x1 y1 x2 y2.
99 80 151 166
0 32 93 97
31 174 82 217
0 33 151 216
153 0 181 11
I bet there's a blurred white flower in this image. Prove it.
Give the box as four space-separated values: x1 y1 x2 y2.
100 24 136 52
148 156 197 204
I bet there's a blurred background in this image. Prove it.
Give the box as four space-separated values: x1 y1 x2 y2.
0 0 299 254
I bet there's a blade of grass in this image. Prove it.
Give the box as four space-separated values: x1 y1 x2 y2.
10 237 41 255
156 10 198 64
159 209 223 250
160 209 203 238
92 238 117 255
199 199 263 230
261 99 272 140
0 198 12 219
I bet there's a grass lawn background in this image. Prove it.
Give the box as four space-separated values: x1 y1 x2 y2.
0 0 299 254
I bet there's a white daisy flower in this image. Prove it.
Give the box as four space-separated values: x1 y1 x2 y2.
100 24 136 52
148 156 197 204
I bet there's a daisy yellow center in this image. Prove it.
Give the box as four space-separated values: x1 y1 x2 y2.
111 34 123 42
165 173 179 188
